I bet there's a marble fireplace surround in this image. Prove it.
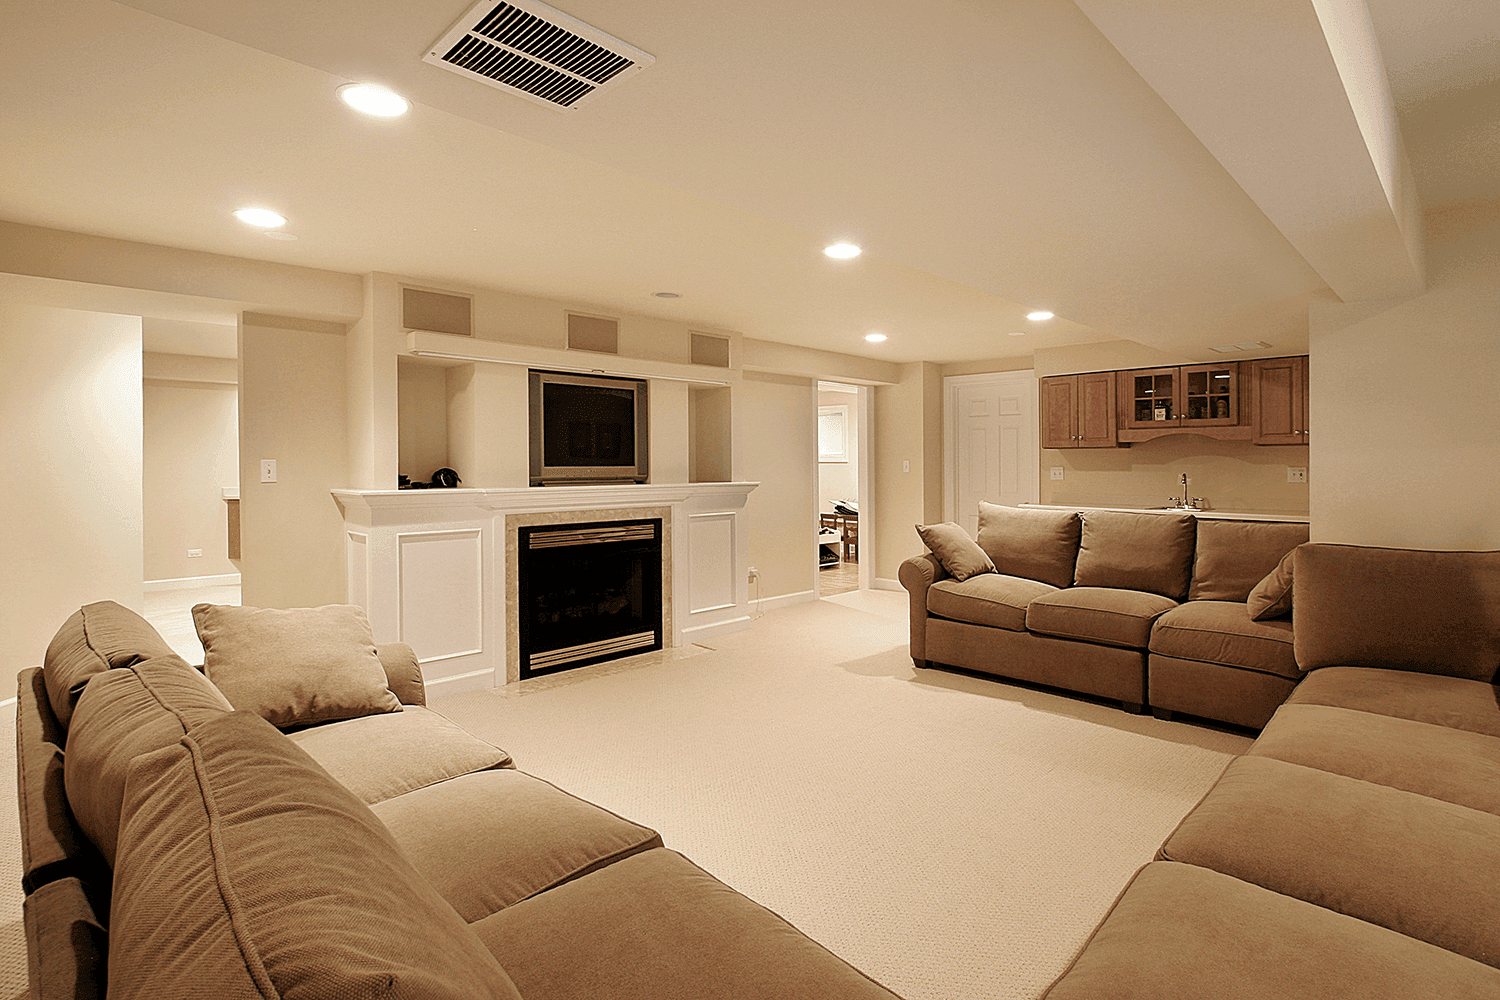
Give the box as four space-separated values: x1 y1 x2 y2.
333 482 757 695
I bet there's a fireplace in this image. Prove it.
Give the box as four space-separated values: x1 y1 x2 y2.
517 518 663 678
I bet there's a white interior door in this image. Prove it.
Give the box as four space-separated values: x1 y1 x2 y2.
946 372 1039 535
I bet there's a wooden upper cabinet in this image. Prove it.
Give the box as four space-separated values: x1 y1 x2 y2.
1121 364 1239 430
1250 356 1310 445
1041 373 1116 449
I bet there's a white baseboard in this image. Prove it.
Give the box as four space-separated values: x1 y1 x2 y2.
680 614 753 643
422 667 501 699
753 589 817 612
874 577 903 592
145 573 242 592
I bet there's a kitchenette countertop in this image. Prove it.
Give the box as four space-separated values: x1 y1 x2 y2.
1020 503 1309 524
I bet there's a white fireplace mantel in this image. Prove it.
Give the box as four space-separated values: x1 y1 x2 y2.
333 482 758 696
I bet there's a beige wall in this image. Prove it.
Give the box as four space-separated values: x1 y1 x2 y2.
874 362 945 586
1309 202 1500 548
1 302 143 680
238 314 349 608
733 372 817 601
1039 436 1310 514
143 373 239 581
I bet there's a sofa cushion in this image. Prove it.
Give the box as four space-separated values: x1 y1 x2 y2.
1026 588 1178 650
1284 666 1500 739
1073 511 1196 600
195 603 402 728
373 769 663 922
1042 861 1500 1000
63 654 233 866
1158 755 1500 968
1251 703 1500 816
108 710 522 1000
375 641 426 706
927 574 1058 632
1149 601 1298 679
23 876 107 1000
915 522 994 582
471 848 902 1000
285 704 513 804
1188 520 1308 602
43 601 181 731
976 503 1081 588
1293 543 1500 682
1246 550 1296 621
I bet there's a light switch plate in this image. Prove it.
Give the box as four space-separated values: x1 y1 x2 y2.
260 459 278 483
1287 467 1307 483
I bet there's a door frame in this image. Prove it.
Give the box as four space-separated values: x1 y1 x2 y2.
944 371 1040 523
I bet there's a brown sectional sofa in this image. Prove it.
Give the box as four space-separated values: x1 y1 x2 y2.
18 601 903 1000
901 504 1309 727
1044 542 1500 997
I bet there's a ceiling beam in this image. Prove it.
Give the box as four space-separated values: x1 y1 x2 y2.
1077 0 1424 303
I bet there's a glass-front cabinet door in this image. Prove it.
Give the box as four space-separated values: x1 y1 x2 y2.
1124 367 1179 429
1180 363 1238 426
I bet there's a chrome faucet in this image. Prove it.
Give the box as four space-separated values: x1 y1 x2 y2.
1167 473 1206 510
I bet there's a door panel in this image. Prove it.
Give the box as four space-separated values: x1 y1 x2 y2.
951 375 1038 535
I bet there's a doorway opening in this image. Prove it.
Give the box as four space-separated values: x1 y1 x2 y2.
817 381 867 598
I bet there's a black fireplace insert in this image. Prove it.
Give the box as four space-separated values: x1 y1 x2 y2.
517 518 663 678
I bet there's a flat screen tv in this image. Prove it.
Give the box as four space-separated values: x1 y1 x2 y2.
529 370 649 485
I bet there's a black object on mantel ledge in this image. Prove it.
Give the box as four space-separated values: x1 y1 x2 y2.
398 468 462 490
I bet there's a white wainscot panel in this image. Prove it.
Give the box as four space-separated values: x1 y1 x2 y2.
347 532 369 610
688 513 735 613
398 529 483 663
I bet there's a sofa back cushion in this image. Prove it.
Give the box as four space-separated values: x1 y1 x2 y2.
63 655 233 867
976 504 1081 589
1073 510 1196 600
1189 520 1310 602
42 601 181 731
108 710 523 1000
1294 543 1500 682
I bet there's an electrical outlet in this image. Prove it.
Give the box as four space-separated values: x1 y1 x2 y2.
903 460 911 473
260 459 277 483
187 548 203 558
1287 467 1307 483
747 566 759 581
1050 467 1064 480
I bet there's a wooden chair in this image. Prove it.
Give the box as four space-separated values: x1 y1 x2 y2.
840 516 858 563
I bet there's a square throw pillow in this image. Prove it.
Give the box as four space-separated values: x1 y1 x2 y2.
1247 549 1296 621
915 522 995 582
193 604 400 728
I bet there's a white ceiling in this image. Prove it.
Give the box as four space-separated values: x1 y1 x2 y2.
1 0 1494 364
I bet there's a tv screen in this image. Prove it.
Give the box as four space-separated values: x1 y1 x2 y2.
541 381 636 467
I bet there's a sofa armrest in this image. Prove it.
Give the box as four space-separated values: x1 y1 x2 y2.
374 643 426 706
898 554 948 666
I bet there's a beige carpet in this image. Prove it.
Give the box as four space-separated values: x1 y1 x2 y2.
435 594 1251 1000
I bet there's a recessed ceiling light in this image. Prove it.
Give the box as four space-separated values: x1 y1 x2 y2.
1008 331 1026 337
652 291 682 299
865 333 887 343
824 242 862 259
233 208 286 228
1026 310 1054 321
337 83 410 118
264 232 299 241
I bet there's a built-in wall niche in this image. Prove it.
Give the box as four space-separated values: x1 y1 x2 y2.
397 357 450 485
690 333 730 368
402 286 472 337
567 312 620 354
689 386 732 483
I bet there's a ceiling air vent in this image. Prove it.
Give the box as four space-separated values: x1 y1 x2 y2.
425 0 654 111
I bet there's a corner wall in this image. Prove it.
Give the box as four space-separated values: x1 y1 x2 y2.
874 362 944 587
1309 202 1500 548
238 313 350 608
0 302 143 681
733 372 817 602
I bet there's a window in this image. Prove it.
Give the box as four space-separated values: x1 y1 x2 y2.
818 405 848 463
